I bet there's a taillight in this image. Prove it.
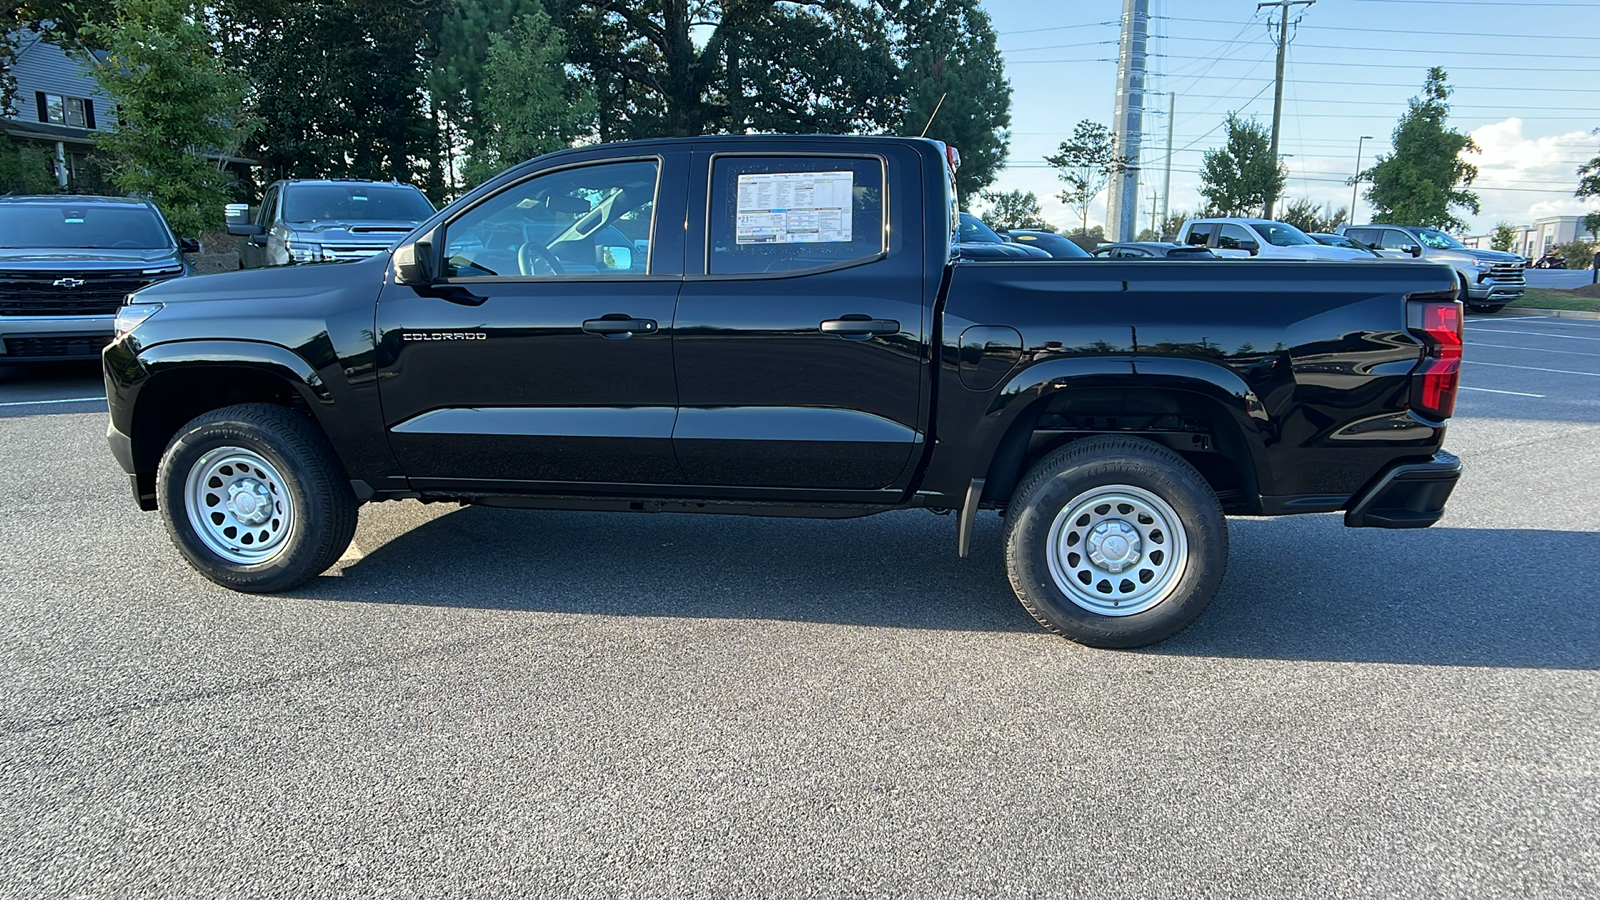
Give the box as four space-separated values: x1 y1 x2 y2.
1406 298 1463 420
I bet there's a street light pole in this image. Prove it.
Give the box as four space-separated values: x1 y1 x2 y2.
1350 135 1374 223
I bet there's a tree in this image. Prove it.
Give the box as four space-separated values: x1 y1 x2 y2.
1557 239 1595 270
554 1 1011 195
1576 128 1600 200
463 8 596 185
1158 209 1193 242
977 189 1052 232
431 0 545 151
1490 222 1517 252
0 136 58 193
893 0 1011 199
1584 212 1600 242
1045 119 1122 235
1064 225 1104 251
1198 113 1284 217
86 0 251 237
1361 67 1479 230
215 0 450 199
1279 199 1348 234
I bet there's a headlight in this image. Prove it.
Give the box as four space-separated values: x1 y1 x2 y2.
1469 259 1491 268
287 241 322 263
114 302 164 338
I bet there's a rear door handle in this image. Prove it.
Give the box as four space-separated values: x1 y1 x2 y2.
820 316 900 339
582 316 658 338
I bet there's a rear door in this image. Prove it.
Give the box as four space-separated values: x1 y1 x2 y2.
670 145 928 495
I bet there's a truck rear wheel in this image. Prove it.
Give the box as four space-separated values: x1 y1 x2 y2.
158 403 357 592
1003 436 1227 648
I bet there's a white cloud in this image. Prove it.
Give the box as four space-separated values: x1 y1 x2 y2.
1462 118 1596 234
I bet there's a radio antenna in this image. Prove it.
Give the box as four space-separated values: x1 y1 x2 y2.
919 93 948 137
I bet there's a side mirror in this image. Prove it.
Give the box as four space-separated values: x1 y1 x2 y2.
394 228 439 286
1402 243 1423 257
1237 239 1261 256
599 245 632 271
227 222 264 237
179 237 201 253
223 203 248 224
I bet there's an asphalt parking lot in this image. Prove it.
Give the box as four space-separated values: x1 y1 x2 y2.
1 314 1596 898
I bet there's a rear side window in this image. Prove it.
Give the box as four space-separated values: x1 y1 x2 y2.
707 156 885 275
1184 223 1216 247
1342 228 1380 248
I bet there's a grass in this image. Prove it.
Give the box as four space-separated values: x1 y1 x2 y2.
1506 288 1600 313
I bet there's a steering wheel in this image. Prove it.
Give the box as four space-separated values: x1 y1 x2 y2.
517 242 565 276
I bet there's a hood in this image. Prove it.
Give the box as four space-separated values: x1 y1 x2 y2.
132 252 388 304
0 247 183 270
288 220 423 243
1458 248 1523 264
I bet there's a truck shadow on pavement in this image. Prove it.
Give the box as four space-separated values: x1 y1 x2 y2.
319 505 1599 670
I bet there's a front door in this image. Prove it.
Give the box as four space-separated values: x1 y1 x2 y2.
376 153 685 492
670 147 928 495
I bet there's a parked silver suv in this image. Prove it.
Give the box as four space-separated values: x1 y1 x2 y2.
1338 224 1524 312
226 179 435 267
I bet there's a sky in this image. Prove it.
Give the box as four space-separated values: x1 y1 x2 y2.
979 0 1600 237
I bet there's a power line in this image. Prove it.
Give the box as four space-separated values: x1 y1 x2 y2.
997 20 1117 37
1159 16 1597 43
1344 0 1599 6
1148 36 1600 61
1155 54 1600 74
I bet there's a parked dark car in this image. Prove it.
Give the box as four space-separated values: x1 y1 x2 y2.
1000 229 1091 259
106 134 1463 649
1091 242 1218 259
1310 233 1383 257
227 179 436 268
958 213 1051 259
0 195 193 364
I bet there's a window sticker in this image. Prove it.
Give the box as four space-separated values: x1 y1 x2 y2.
735 171 854 244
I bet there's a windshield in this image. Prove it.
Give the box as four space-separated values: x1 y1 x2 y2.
1251 221 1317 247
1417 229 1466 250
958 212 1005 244
282 184 435 224
0 205 173 250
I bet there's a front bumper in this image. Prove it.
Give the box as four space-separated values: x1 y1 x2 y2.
1344 450 1461 528
0 314 115 362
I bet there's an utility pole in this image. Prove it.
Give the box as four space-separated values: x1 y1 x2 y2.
1258 0 1314 219
1350 134 1374 223
1106 0 1149 243
1161 91 1175 237
1148 190 1160 237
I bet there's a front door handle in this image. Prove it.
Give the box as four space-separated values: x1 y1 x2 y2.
582 315 658 338
820 316 900 339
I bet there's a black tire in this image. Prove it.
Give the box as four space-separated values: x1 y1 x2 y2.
1457 273 1472 304
1003 436 1228 648
158 403 358 592
1473 303 1506 314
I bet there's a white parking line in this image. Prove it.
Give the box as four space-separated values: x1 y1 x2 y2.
1467 341 1600 359
1460 386 1546 398
1465 360 1600 378
1470 328 1600 342
0 396 105 408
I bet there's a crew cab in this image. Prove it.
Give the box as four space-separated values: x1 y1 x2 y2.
1178 217 1372 261
1337 223 1525 312
104 135 1464 648
226 179 436 267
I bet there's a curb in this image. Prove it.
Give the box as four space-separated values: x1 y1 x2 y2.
1497 307 1600 321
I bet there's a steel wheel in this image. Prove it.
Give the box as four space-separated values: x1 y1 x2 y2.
1045 484 1189 616
184 446 294 564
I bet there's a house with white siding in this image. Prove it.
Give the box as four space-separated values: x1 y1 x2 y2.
2 29 115 188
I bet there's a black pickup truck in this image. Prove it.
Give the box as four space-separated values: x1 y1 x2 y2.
104 135 1463 648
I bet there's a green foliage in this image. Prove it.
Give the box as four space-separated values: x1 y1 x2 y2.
1198 113 1285 217
431 0 545 147
977 189 1052 232
1361 67 1479 231
1159 210 1193 242
215 0 448 199
1583 212 1600 242
1575 132 1600 200
1278 199 1348 235
1558 239 1596 270
1045 120 1122 235
0 136 60 193
85 0 250 236
1064 224 1104 251
894 0 1011 199
462 8 596 186
555 0 1010 195
1490 222 1517 252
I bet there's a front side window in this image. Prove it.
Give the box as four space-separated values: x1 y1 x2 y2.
708 155 885 275
442 159 658 279
1217 224 1256 250
257 186 280 228
1417 229 1465 250
1376 229 1415 251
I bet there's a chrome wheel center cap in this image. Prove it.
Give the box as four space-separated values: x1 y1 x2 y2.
1087 520 1142 573
229 480 272 525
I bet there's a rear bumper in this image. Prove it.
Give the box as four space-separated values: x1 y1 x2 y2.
1344 450 1461 528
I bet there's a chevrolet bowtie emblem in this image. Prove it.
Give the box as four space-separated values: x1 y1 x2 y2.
52 277 85 288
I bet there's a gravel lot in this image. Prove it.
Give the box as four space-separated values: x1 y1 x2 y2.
1 313 1596 899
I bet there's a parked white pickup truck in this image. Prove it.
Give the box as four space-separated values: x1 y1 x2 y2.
1176 218 1373 261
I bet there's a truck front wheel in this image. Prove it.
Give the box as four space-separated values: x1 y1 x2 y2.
1003 437 1228 648
157 403 358 592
